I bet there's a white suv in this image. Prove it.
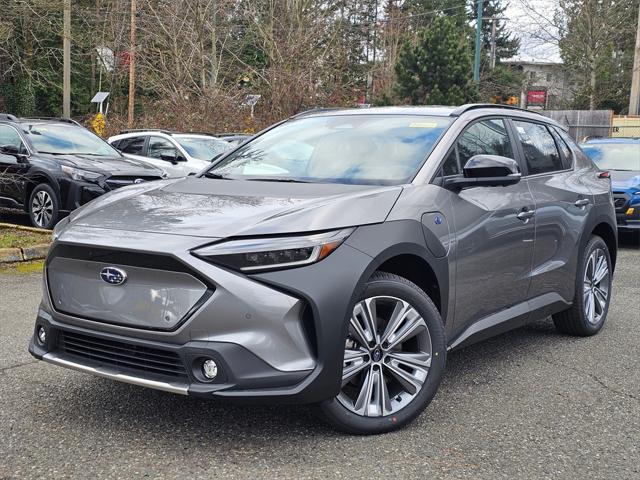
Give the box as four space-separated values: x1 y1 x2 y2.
108 130 233 177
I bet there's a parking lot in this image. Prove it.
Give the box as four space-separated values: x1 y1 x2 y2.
0 238 638 479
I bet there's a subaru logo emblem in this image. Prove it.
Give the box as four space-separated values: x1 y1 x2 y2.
133 178 145 184
100 267 127 286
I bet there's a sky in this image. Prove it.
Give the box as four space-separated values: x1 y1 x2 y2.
504 0 562 63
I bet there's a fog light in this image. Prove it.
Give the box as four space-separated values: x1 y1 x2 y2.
627 207 635 216
37 326 46 345
202 359 218 380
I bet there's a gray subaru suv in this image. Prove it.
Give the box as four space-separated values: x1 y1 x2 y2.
29 105 617 434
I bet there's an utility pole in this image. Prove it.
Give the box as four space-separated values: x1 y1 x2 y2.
629 3 640 115
127 0 136 128
63 0 71 118
473 0 484 82
490 19 497 69
483 17 505 70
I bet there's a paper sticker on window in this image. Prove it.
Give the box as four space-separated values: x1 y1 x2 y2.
409 122 438 128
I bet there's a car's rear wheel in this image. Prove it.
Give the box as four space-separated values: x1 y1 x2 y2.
29 183 59 229
319 272 446 434
553 235 612 336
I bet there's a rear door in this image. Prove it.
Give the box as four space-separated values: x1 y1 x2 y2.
509 119 593 304
438 117 536 335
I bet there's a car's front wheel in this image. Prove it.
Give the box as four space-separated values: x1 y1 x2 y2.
553 235 612 336
319 272 446 434
29 183 59 229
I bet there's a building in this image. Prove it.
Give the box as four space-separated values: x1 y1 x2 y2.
503 59 573 110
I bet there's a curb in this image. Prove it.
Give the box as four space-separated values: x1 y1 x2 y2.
0 243 50 263
0 222 51 234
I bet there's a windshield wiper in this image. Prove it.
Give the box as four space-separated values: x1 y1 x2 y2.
39 152 110 156
244 177 311 183
203 172 233 180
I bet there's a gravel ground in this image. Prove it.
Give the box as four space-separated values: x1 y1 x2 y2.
0 241 638 480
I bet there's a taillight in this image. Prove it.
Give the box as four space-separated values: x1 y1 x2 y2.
598 171 610 179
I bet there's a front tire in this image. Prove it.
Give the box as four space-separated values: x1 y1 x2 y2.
29 183 59 229
553 235 612 336
319 272 446 435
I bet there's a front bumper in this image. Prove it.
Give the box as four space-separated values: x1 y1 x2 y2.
613 192 640 230
29 310 311 399
29 226 376 403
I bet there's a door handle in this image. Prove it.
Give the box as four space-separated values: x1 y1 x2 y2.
516 208 535 222
574 198 590 208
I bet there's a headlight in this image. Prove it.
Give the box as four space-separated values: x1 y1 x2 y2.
61 165 103 182
193 228 354 272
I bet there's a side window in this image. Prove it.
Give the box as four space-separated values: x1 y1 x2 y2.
119 136 146 155
441 118 514 176
513 121 563 175
441 148 461 176
148 136 177 160
550 127 573 169
0 125 26 153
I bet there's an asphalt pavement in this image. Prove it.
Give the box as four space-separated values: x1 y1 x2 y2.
0 241 638 479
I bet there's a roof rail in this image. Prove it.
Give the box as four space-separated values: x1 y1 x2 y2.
0 113 18 121
118 128 174 135
289 107 346 119
450 103 543 117
21 116 82 126
176 131 218 137
213 132 249 137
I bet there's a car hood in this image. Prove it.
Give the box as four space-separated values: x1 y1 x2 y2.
51 154 164 175
70 177 403 238
610 170 640 191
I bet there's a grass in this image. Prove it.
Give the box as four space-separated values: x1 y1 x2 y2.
0 228 51 249
0 259 44 275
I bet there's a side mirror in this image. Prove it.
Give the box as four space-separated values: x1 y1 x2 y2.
444 155 521 190
160 152 185 164
0 144 19 155
0 153 19 165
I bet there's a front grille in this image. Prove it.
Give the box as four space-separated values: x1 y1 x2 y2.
58 330 187 378
613 194 629 212
105 176 163 190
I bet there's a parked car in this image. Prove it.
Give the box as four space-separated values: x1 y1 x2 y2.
108 130 233 177
580 137 640 233
30 105 617 434
0 114 166 229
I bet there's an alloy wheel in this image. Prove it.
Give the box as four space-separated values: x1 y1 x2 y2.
583 248 610 325
338 295 432 417
31 190 53 228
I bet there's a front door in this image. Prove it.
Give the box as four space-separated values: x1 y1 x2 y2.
438 118 535 336
0 125 29 205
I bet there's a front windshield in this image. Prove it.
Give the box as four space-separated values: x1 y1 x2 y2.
581 143 640 171
176 136 233 161
22 123 120 156
207 114 452 185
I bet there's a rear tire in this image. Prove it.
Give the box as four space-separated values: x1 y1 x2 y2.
552 235 612 336
318 272 446 435
28 183 59 230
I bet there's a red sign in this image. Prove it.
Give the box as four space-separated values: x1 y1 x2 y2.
117 51 131 69
527 89 547 106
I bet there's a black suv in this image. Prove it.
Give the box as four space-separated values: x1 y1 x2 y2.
0 114 165 228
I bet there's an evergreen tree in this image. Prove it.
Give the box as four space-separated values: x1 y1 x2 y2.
394 16 478 105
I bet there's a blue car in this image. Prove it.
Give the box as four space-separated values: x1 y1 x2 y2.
581 138 640 232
